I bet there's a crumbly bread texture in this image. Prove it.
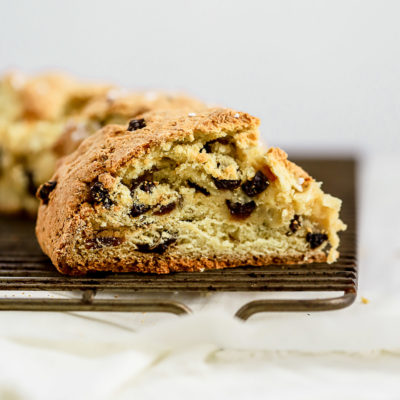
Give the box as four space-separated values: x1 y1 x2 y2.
36 108 346 275
0 72 110 215
52 90 207 157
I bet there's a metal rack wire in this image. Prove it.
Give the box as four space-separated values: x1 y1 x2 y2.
0 158 357 320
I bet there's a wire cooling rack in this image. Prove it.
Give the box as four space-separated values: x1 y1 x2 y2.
0 158 357 320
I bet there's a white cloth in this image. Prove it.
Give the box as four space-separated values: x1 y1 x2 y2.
0 154 399 400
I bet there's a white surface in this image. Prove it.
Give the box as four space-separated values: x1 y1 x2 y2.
1 1 400 399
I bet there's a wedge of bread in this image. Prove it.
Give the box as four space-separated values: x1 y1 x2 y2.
36 108 346 275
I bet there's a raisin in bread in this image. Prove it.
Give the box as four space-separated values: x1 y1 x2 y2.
52 90 207 157
0 71 110 215
36 108 346 275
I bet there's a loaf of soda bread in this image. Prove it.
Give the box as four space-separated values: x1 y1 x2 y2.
36 108 346 275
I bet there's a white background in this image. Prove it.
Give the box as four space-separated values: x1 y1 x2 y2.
1 0 399 154
1 1 400 399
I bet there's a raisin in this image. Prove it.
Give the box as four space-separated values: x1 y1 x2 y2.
241 171 269 197
130 171 154 191
187 180 210 196
213 177 241 190
202 142 213 153
85 236 124 249
153 201 176 216
306 232 328 249
289 215 301 234
89 181 113 209
136 237 176 254
131 203 152 217
226 200 256 219
25 169 37 196
127 118 146 131
201 137 230 153
138 181 155 193
37 181 57 204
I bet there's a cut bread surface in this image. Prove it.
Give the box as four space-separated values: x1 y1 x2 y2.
36 108 346 275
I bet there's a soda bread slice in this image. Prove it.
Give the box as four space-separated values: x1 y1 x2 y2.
36 108 346 275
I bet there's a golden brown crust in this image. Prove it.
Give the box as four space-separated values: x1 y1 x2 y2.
52 91 208 157
4 71 110 121
266 147 312 183
36 108 261 274
19 74 76 120
55 252 327 275
81 90 207 120
53 107 259 179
